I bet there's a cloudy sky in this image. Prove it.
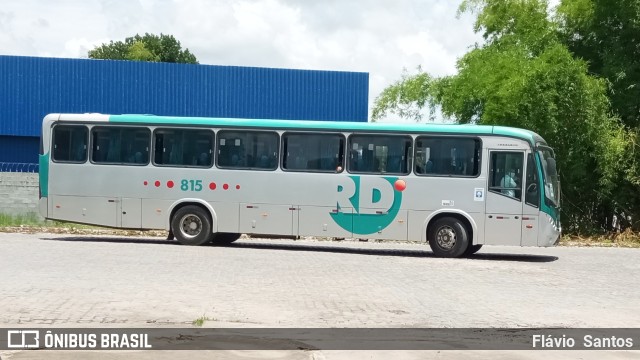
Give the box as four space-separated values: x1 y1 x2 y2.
0 0 485 121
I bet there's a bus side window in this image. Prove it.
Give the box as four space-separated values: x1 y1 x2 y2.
216 136 242 168
217 131 278 170
91 127 149 165
415 137 480 177
348 135 410 175
52 125 88 163
282 133 344 172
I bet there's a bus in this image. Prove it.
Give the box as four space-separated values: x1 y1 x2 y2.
38 113 561 258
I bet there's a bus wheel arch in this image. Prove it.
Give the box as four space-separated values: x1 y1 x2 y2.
168 201 217 246
426 212 474 258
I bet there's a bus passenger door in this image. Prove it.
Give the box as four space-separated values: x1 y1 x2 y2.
484 151 524 245
521 153 540 246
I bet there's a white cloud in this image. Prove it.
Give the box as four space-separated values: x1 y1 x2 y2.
62 38 106 59
0 0 482 122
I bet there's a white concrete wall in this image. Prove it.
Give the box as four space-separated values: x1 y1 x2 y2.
0 172 39 215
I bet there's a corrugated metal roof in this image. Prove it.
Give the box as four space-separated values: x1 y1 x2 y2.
0 55 369 138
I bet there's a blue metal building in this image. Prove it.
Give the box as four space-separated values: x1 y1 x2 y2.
0 55 369 168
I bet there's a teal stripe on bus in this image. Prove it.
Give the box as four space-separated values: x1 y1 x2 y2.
38 152 49 197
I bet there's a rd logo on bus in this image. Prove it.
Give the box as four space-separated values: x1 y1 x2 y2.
330 176 405 235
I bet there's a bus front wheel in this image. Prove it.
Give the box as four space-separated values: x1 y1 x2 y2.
428 217 469 258
171 205 213 246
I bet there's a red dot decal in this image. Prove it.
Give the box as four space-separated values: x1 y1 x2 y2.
209 182 216 190
236 185 240 190
144 181 148 186
167 181 174 189
394 179 407 192
154 181 161 187
223 184 229 190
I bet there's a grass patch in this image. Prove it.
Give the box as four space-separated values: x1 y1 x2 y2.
0 212 167 237
192 315 215 327
0 212 103 230
560 229 640 248
0 212 44 226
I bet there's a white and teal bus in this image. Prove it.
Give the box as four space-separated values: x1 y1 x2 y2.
38 113 561 257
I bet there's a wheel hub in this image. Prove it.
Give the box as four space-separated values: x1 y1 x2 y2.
436 226 456 250
180 214 202 238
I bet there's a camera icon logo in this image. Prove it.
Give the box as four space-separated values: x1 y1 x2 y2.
7 330 40 349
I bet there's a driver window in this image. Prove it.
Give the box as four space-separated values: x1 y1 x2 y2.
525 153 540 207
489 151 524 201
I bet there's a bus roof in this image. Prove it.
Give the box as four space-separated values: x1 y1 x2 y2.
52 113 545 146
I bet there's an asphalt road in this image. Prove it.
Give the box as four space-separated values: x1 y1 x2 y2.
0 232 639 359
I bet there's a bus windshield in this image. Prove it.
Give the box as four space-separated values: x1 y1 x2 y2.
538 146 560 207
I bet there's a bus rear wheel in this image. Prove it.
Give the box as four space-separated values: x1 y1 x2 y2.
171 205 213 246
428 217 469 258
212 232 241 245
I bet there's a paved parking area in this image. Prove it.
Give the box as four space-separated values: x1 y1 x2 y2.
0 232 639 359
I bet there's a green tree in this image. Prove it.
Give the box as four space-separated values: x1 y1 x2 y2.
372 70 438 122
557 0 640 129
373 0 628 233
557 0 640 229
88 33 198 64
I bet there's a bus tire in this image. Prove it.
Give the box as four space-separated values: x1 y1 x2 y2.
171 205 213 246
428 217 469 258
212 232 241 245
464 244 483 257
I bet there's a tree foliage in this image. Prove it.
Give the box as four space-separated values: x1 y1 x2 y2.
88 33 198 64
557 0 640 228
371 70 437 122
373 0 635 233
557 0 640 129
